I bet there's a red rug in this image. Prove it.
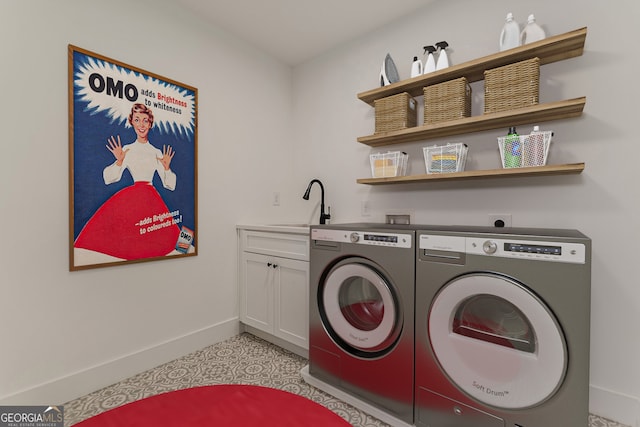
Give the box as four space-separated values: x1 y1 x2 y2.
73 385 350 426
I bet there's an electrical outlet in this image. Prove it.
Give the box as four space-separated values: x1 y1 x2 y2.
361 200 371 217
488 214 512 228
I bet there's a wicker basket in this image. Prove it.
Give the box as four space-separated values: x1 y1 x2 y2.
374 92 418 133
484 57 540 114
423 77 472 124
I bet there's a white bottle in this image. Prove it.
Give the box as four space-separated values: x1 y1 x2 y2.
411 56 423 78
524 125 547 166
435 41 449 70
423 45 437 74
520 14 546 45
499 12 521 51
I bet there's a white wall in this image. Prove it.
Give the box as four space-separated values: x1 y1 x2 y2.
1 0 638 425
0 0 297 405
292 0 640 425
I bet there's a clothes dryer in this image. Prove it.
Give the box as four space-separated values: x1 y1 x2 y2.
414 226 591 427
309 224 415 424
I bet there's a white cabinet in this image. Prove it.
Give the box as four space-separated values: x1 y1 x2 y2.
238 228 309 352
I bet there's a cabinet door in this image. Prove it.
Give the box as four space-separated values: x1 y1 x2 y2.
240 251 274 333
274 257 309 349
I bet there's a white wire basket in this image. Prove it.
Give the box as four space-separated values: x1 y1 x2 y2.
423 143 468 174
370 151 408 178
498 131 552 168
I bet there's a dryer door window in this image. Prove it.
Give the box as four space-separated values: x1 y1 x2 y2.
322 262 400 354
453 294 535 353
338 277 384 332
429 273 567 409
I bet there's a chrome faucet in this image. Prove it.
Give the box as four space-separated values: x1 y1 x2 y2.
303 179 331 224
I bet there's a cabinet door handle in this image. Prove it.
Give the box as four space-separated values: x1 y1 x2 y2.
272 264 278 269
267 262 272 267
267 262 278 269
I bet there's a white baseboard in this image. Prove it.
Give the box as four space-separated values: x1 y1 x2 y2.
590 385 640 427
0 319 241 406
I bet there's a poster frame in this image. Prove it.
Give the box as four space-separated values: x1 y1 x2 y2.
68 45 198 271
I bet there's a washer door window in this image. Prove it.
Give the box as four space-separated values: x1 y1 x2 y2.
429 273 567 409
321 260 401 356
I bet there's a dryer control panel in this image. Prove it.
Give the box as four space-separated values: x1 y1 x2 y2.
312 228 412 248
420 234 585 264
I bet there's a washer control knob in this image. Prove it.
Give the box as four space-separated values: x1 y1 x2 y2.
350 232 360 243
483 240 498 254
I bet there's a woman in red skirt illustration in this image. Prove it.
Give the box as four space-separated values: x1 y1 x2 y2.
74 103 180 260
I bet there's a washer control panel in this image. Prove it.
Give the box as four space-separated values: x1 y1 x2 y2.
312 228 412 248
420 234 586 264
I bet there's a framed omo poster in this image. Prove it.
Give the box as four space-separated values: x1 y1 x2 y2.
68 45 197 270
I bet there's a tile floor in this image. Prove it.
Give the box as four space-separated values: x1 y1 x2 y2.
64 333 629 427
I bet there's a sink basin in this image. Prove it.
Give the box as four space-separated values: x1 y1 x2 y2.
268 223 310 228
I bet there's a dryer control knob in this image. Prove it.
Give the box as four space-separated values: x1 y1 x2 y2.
350 232 360 243
483 240 498 254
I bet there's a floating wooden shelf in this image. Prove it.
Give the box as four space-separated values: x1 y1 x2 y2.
357 98 586 147
355 27 588 186
357 163 585 185
357 27 587 105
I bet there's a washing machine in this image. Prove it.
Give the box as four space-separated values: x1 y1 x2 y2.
309 223 415 424
414 226 591 427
